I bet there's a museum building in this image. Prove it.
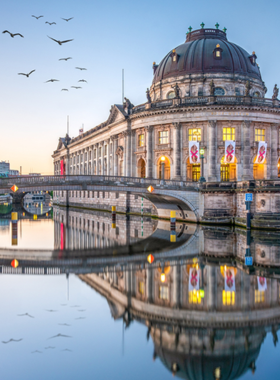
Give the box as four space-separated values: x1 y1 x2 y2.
53 25 280 182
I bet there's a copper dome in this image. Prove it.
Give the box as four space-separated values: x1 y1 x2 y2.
152 28 261 84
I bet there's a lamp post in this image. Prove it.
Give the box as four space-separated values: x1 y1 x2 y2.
160 156 165 180
199 148 206 182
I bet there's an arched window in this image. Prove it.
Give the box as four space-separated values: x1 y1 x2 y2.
167 91 175 99
213 44 223 60
253 91 260 98
214 87 225 96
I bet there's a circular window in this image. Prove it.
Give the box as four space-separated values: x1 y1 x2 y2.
214 87 225 96
167 91 175 99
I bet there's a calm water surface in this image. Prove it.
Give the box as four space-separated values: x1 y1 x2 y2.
0 205 279 380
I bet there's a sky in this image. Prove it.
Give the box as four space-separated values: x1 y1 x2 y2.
1 0 280 174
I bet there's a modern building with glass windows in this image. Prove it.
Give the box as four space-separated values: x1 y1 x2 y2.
53 26 280 182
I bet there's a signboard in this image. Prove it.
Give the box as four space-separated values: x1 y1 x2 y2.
245 193 253 202
245 256 253 266
189 141 200 164
224 140 236 164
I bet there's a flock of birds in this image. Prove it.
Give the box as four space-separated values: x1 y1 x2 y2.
3 15 88 91
2 303 86 353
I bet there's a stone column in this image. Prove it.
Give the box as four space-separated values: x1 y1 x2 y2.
124 131 132 177
207 120 218 182
146 125 154 178
173 122 181 179
241 120 253 180
112 135 118 176
131 130 136 177
207 265 216 311
271 124 279 179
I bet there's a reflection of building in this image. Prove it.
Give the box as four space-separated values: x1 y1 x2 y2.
53 26 280 183
23 193 51 215
80 259 280 379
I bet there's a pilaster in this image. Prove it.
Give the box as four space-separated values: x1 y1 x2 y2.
241 120 253 180
207 120 218 182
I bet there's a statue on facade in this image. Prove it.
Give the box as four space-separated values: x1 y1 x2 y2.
171 83 180 98
245 80 252 96
209 80 215 96
123 97 134 111
146 88 151 103
272 84 279 100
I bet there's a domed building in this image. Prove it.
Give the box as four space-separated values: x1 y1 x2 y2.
53 25 280 183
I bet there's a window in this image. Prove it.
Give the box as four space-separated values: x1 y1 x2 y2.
104 145 107 155
235 88 241 96
255 128 265 142
138 134 144 147
255 290 265 303
214 87 225 96
159 131 169 144
94 149 97 159
85 152 87 161
138 281 144 295
223 127 235 141
189 290 202 304
159 286 169 300
189 128 201 142
135 229 138 237
253 92 260 98
98 147 102 157
89 151 92 160
213 44 223 60
167 91 175 99
222 290 235 305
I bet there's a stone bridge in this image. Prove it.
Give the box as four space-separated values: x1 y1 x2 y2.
0 175 202 222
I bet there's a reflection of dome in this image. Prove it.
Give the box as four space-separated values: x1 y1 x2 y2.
153 28 261 84
153 326 263 380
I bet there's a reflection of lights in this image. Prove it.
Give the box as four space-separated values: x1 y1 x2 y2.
46 213 48 216
160 273 166 283
214 367 221 380
147 254 154 264
22 212 25 216
200 289 205 298
11 259 19 268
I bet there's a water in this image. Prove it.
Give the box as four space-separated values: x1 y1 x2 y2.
0 204 280 380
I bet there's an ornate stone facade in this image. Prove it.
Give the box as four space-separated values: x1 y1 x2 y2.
53 27 280 183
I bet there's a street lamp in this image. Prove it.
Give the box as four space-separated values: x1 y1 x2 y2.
199 148 206 182
160 156 165 180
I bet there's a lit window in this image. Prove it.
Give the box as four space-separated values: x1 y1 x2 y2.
189 290 201 304
159 131 169 144
255 128 265 142
138 134 144 147
159 286 169 300
223 128 235 141
222 290 235 305
255 290 265 303
213 44 223 60
139 281 144 295
189 128 201 142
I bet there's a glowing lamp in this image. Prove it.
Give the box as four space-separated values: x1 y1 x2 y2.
10 185 18 192
200 289 205 298
199 148 205 155
22 212 25 216
11 259 19 268
147 254 154 264
147 185 154 193
33 215 37 220
46 213 48 216
160 156 166 162
160 273 166 283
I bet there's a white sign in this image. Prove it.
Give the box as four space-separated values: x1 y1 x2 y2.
189 267 200 291
224 267 236 292
189 141 200 164
255 141 267 164
224 140 236 164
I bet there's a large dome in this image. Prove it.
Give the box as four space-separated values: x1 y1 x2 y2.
153 28 262 84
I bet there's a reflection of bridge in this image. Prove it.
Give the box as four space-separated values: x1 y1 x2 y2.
0 174 202 221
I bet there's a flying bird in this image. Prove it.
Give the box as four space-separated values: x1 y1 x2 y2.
45 346 55 349
31 350 42 354
70 305 80 308
78 309 86 312
45 309 58 311
71 86 82 89
75 67 87 71
75 317 86 320
58 323 71 326
61 349 72 352
60 304 68 306
61 89 68 91
59 57 72 61
2 30 24 38
2 339 23 344
45 21 56 25
61 17 74 22
48 334 72 339
45 79 59 83
78 80 87 83
18 70 35 78
32 15 43 19
48 36 73 45
18 313 34 318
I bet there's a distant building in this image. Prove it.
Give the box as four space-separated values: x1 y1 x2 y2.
0 161 10 176
9 170 19 176
28 173 41 176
